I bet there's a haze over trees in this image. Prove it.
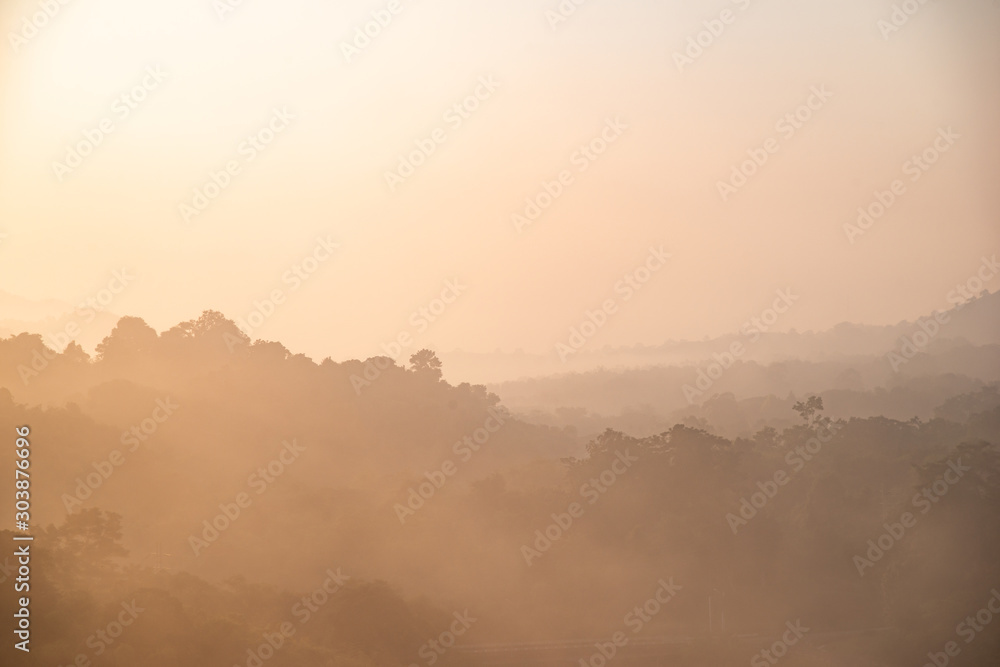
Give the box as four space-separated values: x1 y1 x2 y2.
0 308 998 665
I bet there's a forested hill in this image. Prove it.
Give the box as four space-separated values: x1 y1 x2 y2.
0 311 998 666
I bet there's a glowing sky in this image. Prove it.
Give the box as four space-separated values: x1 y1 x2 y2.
1 0 998 363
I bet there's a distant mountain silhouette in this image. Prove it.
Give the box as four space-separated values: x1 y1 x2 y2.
444 290 1000 383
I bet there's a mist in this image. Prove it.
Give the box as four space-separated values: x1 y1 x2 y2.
2 1 1000 666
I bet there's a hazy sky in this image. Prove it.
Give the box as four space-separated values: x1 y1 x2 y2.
1 0 998 363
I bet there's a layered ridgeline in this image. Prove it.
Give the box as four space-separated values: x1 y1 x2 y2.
439 285 1000 383
0 311 998 666
490 289 1000 440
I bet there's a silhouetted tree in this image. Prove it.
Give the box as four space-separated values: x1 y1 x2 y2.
409 349 443 381
95 316 158 362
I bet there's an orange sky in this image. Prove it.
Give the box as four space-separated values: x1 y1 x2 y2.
0 0 998 362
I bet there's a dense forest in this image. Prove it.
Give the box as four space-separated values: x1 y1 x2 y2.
1 310 998 665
